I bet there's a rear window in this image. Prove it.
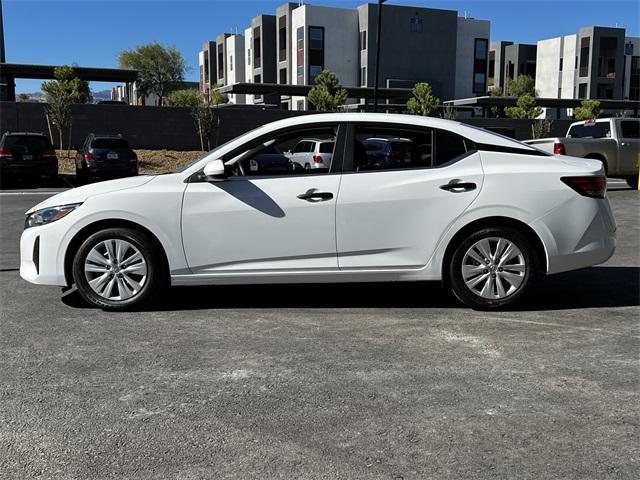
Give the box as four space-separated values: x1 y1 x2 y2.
3 135 51 152
319 142 334 154
620 121 639 139
567 122 611 139
91 138 130 149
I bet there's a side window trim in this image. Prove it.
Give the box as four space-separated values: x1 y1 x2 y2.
189 122 347 182
342 122 474 174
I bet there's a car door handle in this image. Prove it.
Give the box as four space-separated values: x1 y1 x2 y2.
440 181 477 192
297 190 334 201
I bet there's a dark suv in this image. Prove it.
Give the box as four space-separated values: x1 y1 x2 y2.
76 134 138 183
0 132 58 186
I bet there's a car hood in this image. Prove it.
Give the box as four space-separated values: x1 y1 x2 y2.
26 175 157 214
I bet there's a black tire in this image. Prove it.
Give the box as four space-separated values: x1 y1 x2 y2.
625 176 638 189
448 227 538 310
72 228 167 310
75 169 88 185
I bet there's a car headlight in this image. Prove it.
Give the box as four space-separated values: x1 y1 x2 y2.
24 203 82 229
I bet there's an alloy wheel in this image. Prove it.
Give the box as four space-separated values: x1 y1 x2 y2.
84 239 148 301
461 237 526 300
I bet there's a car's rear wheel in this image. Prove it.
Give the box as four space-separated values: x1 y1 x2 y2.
72 228 166 310
449 227 537 309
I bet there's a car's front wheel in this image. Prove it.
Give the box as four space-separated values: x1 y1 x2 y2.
448 227 538 309
72 228 166 310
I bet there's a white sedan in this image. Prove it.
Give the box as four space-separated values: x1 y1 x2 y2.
20 113 616 310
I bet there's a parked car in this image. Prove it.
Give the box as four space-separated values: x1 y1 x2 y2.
75 134 138 183
525 118 639 188
239 145 293 175
20 113 615 311
362 137 414 168
0 132 58 186
287 138 334 170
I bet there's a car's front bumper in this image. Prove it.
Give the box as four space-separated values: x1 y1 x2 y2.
20 223 68 286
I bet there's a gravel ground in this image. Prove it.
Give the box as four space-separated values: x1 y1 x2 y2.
0 185 638 479
56 150 203 175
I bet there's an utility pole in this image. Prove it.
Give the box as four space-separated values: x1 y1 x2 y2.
372 0 386 112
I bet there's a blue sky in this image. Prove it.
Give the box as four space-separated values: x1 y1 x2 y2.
4 0 639 93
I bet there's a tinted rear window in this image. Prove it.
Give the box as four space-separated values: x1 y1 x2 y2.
620 121 639 138
3 136 51 151
319 142 334 153
567 122 611 139
91 138 130 149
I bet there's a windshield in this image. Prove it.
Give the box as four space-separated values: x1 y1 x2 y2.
91 138 130 149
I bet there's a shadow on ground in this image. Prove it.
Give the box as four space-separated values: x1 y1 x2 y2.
61 266 640 312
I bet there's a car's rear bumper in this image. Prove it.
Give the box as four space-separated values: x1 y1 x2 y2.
531 196 617 275
1 163 58 177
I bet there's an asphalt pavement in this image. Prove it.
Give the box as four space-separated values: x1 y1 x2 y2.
0 181 638 479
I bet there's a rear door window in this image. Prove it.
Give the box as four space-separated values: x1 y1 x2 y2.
620 121 639 139
319 142 334 154
91 138 130 149
350 124 469 172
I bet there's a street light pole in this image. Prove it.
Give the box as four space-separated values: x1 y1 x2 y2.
372 0 385 113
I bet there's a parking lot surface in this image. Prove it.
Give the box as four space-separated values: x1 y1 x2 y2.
0 183 638 479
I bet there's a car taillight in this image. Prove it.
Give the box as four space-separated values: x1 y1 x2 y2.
0 147 12 158
312 155 323 163
84 152 94 161
553 143 566 155
42 148 56 157
561 176 606 199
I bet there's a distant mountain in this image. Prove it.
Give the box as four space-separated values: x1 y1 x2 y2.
16 89 113 103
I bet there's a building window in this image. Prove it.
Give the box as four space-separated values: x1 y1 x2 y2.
359 31 367 51
230 55 233 71
297 100 304 110
309 26 323 50
308 27 324 85
309 65 323 85
247 48 251 65
279 68 287 85
472 38 488 94
296 27 304 84
559 57 563 71
360 67 366 86
579 37 590 77
253 26 261 69
217 44 224 79
410 16 422 33
254 74 262 101
278 16 287 62
578 83 587 98
558 87 562 98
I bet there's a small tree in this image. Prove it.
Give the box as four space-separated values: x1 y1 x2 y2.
441 103 456 120
165 89 200 108
308 70 348 112
505 75 537 97
191 84 228 151
17 93 30 102
532 118 553 139
506 95 544 138
574 99 602 121
407 82 440 117
41 65 91 151
119 42 187 106
488 86 505 118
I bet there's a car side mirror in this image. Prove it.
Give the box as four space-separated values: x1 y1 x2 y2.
203 159 226 181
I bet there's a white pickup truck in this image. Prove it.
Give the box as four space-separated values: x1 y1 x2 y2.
525 118 639 188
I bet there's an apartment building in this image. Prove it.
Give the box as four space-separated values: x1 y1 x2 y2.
200 1 491 109
536 26 639 118
488 42 536 92
198 41 217 98
291 4 359 110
